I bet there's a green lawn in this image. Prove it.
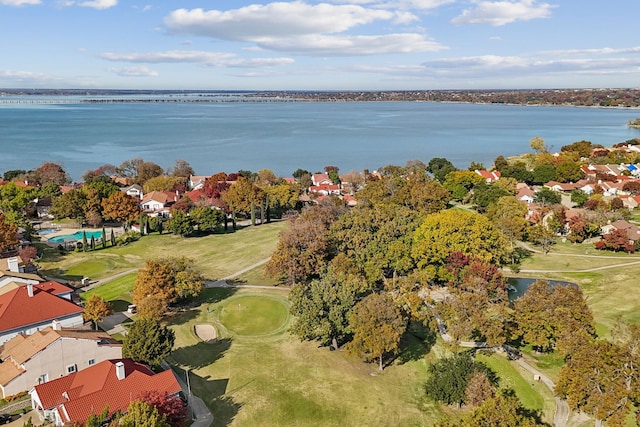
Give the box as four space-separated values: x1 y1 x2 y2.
37 222 285 282
80 273 137 312
167 288 442 427
47 216 640 426
218 295 289 336
475 353 555 423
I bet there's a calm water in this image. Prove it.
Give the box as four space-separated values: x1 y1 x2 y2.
1 98 639 181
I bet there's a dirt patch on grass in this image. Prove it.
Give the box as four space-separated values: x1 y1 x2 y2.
195 324 217 343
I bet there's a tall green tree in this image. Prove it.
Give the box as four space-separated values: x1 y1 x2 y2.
346 293 407 371
412 209 511 282
330 204 424 283
189 206 224 233
425 352 497 407
166 209 194 237
122 318 175 367
427 157 457 182
289 256 370 348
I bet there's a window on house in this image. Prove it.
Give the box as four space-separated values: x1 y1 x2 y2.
88 359 95 366
38 373 48 383
67 364 77 374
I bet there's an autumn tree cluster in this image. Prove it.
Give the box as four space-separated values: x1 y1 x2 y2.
132 256 204 320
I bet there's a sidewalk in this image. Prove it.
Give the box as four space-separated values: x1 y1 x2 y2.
161 361 213 427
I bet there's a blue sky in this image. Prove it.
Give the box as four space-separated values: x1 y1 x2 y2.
1 0 639 90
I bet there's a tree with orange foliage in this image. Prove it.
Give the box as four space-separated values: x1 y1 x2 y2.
0 213 19 253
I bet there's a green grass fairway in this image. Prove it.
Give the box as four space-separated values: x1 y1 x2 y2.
80 273 137 312
167 288 442 427
219 295 289 336
37 221 285 282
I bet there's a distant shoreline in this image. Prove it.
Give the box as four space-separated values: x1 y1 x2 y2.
2 88 640 109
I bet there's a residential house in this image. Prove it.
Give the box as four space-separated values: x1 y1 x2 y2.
121 184 143 200
308 183 341 196
0 324 121 398
30 359 182 426
516 184 535 204
34 197 53 219
189 175 210 190
602 219 640 242
140 191 180 216
311 173 332 186
475 169 501 183
0 283 83 344
544 181 576 192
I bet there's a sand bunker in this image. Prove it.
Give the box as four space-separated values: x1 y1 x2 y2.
194 324 217 343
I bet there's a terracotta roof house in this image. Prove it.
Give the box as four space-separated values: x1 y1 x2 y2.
140 191 180 215
189 175 210 191
311 173 332 186
0 284 83 344
308 183 341 196
475 169 501 183
30 359 182 426
0 324 121 398
602 220 640 242
544 181 577 192
516 186 535 204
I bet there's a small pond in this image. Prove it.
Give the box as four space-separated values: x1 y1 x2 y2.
507 277 577 300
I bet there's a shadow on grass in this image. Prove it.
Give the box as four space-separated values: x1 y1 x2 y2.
38 268 84 283
187 373 242 427
171 338 232 370
397 321 437 364
197 287 239 305
110 299 132 312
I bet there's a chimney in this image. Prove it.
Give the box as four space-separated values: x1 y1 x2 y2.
52 320 61 330
27 283 34 298
7 257 19 273
115 361 126 380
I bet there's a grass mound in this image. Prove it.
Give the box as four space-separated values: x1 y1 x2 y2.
219 295 288 336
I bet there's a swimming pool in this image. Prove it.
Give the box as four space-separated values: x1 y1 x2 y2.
48 230 106 243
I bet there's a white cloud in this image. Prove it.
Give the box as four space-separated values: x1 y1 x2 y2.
162 3 444 56
541 46 640 56
99 50 294 68
451 0 554 26
77 0 116 9
329 0 454 10
164 3 401 40
262 33 446 55
106 66 159 77
419 54 640 79
0 0 40 5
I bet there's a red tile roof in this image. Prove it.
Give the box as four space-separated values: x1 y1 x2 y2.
33 281 73 296
34 359 181 423
0 286 82 333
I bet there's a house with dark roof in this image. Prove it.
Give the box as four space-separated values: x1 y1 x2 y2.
0 324 121 398
30 359 182 426
0 283 83 344
121 184 143 200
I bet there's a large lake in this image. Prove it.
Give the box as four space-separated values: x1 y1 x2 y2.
2 97 639 181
